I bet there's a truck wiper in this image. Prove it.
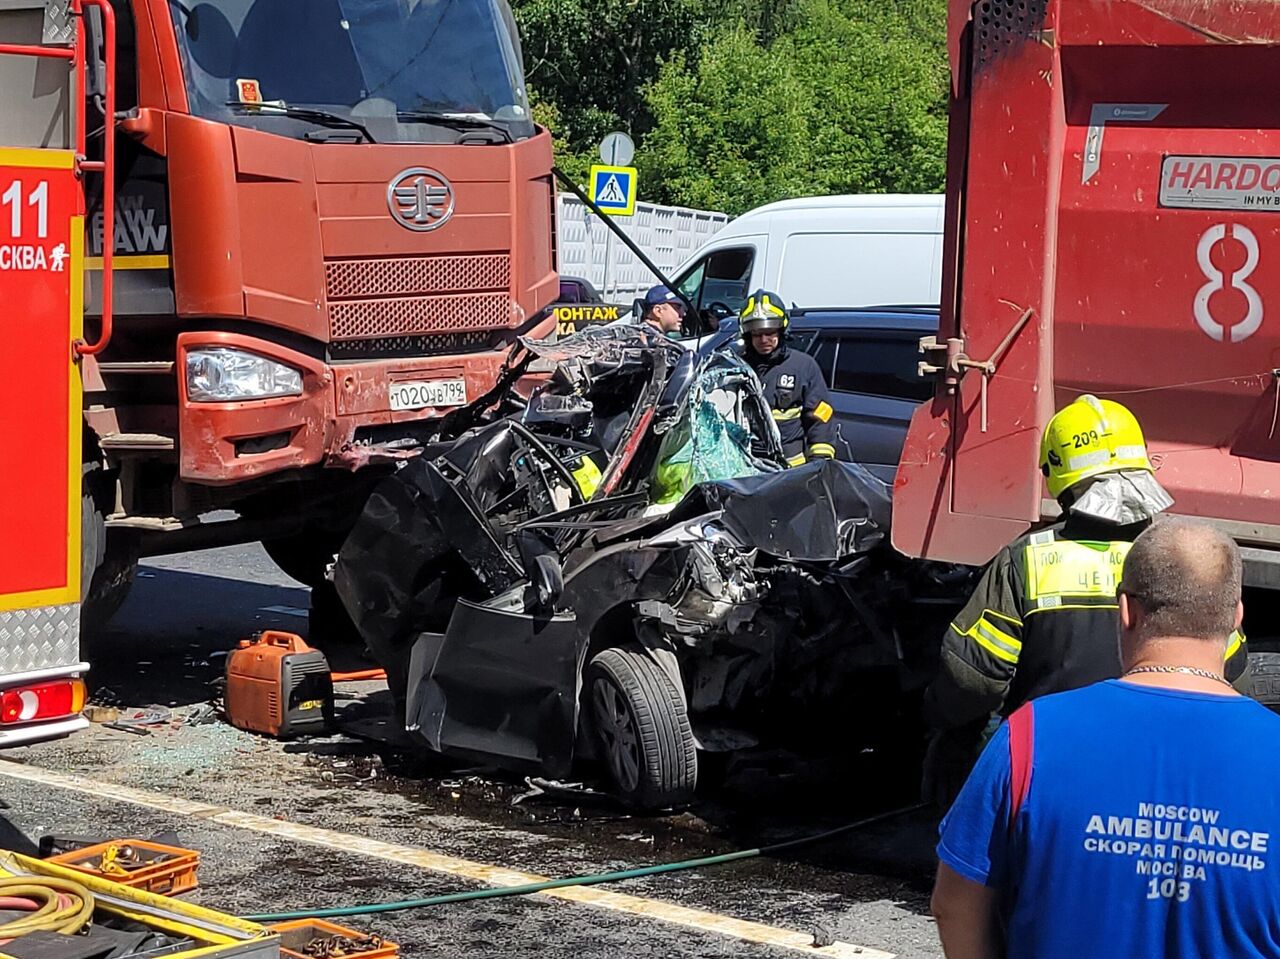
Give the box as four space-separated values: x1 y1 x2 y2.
395 111 512 143
226 102 377 144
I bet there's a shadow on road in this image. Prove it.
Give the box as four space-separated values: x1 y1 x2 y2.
82 566 312 707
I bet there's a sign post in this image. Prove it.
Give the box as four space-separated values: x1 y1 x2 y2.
591 133 638 297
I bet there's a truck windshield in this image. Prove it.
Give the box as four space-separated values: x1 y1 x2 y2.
169 0 534 142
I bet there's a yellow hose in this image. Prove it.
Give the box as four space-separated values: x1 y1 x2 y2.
0 876 95 937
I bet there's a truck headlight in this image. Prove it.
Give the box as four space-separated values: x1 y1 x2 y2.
186 348 303 402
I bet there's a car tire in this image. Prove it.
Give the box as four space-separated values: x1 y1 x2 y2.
587 647 697 809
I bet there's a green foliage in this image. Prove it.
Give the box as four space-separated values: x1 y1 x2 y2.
512 0 708 151
638 26 813 212
515 0 948 214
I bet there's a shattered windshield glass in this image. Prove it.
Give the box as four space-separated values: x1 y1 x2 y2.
653 353 781 504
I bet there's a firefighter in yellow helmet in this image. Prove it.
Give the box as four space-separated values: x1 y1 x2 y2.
738 290 837 466
921 395 1249 807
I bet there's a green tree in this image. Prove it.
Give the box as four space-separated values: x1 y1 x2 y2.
791 0 947 196
639 26 814 213
637 0 947 213
512 0 708 153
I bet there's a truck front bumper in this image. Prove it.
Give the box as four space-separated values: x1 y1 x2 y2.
176 331 509 484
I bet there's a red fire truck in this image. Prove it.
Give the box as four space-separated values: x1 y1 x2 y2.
8 0 558 624
893 1 1280 615
0 0 99 743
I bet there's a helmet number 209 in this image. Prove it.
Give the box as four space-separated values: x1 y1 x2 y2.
1072 430 1100 449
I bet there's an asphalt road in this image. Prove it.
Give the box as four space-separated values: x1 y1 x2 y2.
1 543 946 958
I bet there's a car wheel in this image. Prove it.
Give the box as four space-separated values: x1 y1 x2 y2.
587 647 696 809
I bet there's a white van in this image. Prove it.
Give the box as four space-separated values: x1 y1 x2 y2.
670 194 944 316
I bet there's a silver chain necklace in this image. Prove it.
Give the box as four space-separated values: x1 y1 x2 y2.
1124 665 1232 687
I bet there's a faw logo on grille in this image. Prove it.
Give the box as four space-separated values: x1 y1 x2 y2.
386 167 455 232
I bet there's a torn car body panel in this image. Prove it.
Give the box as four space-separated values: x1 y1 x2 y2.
335 325 967 783
407 601 583 778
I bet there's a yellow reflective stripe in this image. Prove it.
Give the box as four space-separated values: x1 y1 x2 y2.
786 452 807 467
809 443 836 459
772 407 803 422
813 401 833 423
952 613 1021 664
1024 540 1131 601
975 614 1021 653
0 147 75 170
967 623 1019 663
1225 630 1244 661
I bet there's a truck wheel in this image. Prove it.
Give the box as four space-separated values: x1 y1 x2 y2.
262 532 346 588
587 647 697 809
81 465 139 631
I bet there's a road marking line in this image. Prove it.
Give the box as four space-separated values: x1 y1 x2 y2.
0 760 893 958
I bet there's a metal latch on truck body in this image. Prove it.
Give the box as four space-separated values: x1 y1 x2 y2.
917 307 1036 432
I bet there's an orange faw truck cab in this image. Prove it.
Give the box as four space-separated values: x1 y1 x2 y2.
7 0 558 619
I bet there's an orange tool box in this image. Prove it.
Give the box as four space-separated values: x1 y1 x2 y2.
225 631 334 738
48 838 200 895
270 919 399 959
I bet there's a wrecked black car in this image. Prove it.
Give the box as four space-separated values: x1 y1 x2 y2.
334 325 969 808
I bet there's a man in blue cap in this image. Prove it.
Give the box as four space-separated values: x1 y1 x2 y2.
639 284 685 338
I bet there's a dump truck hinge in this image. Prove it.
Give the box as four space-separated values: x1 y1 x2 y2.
917 307 1035 432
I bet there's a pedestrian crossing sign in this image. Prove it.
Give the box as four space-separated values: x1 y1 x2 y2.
590 164 637 216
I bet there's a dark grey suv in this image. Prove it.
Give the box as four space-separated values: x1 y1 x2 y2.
788 307 940 484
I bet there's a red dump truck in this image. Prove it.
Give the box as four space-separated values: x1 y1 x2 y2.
893 0 1280 631
3 0 558 622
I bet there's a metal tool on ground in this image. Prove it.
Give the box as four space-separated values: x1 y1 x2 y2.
98 706 173 737
48 839 200 896
225 632 334 738
246 802 927 921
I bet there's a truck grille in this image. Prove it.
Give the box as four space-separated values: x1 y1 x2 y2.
325 253 512 342
330 330 494 361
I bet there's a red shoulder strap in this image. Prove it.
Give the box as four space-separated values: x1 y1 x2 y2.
1007 703 1035 831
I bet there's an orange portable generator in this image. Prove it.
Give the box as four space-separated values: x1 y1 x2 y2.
225 631 333 738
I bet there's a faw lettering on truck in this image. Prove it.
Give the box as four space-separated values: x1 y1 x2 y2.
1160 155 1280 212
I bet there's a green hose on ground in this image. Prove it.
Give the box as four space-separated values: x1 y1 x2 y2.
244 801 926 922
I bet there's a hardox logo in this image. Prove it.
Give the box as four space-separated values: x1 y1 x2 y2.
387 167 455 232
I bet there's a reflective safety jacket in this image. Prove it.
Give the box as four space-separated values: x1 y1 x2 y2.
925 516 1249 731
742 343 836 465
